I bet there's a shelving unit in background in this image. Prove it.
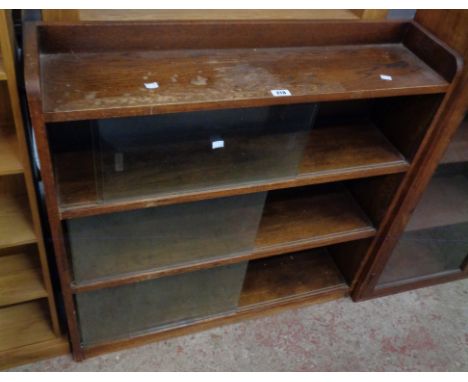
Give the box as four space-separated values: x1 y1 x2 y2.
0 10 68 369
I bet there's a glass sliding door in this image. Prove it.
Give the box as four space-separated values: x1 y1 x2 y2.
377 117 468 287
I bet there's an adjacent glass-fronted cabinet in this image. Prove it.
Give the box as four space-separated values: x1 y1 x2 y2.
364 117 468 295
377 119 468 286
350 9 468 302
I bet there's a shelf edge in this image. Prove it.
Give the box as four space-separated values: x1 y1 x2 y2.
71 226 375 293
60 162 409 220
43 86 449 124
81 285 348 359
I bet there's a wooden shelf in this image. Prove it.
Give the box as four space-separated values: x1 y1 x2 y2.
82 248 348 358
59 122 408 219
0 193 36 250
0 56 6 81
72 183 374 292
441 119 468 164
254 185 376 257
406 173 468 232
41 43 448 123
0 128 23 176
300 123 407 183
0 251 47 307
0 301 56 353
239 249 348 308
0 337 68 370
0 301 68 369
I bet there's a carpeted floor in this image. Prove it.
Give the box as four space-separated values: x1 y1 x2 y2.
10 278 468 372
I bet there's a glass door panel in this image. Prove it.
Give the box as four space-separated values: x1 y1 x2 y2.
377 118 468 286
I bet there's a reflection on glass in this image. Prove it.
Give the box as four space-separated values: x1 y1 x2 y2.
50 104 317 207
76 263 247 346
378 155 468 286
67 192 266 283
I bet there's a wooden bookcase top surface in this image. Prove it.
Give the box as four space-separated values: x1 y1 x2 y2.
40 43 447 122
26 20 461 123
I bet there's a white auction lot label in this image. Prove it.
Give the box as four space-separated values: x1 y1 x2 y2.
271 89 292 96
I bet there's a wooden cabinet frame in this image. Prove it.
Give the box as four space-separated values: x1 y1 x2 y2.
24 19 462 360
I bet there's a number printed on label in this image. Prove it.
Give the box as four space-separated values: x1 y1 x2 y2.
271 89 292 97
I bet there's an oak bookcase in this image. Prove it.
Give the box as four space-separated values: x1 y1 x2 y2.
24 19 463 360
0 10 67 369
